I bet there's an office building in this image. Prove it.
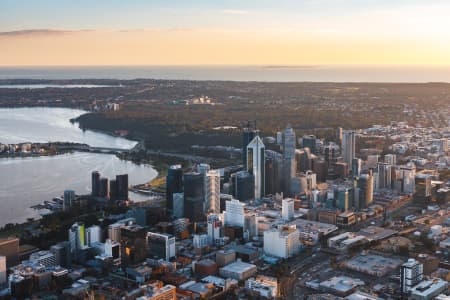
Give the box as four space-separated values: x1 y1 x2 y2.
394 165 416 194
109 179 117 200
104 239 121 263
50 241 71 267
172 193 184 218
245 276 278 299
283 126 296 194
336 188 350 211
184 172 205 222
242 122 258 166
415 174 432 198
247 136 265 199
121 225 147 265
116 174 129 200
342 130 356 165
147 232 176 262
232 171 255 202
63 190 75 211
29 250 57 268
207 214 223 245
219 261 257 281
86 225 102 246
282 198 294 221
352 158 362 176
410 278 448 300
0 237 19 268
384 154 397 165
205 170 220 213
166 164 183 211
356 171 374 210
91 171 100 197
302 135 317 154
264 225 300 259
265 150 283 195
69 222 86 255
401 258 423 294
99 177 109 198
377 163 392 190
224 199 245 228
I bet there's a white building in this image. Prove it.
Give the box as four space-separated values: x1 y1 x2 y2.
264 225 300 258
342 130 356 165
69 222 86 254
401 258 423 294
247 136 265 199
246 276 278 299
282 198 294 221
410 278 448 300
205 170 221 213
207 214 223 245
193 234 209 249
224 199 245 228
86 225 102 247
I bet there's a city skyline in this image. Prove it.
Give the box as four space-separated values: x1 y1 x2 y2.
2 0 450 66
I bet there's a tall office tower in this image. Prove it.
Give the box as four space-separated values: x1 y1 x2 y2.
183 172 205 222
247 136 265 199
86 225 102 246
415 174 432 198
197 163 211 175
232 171 255 201
401 258 423 295
336 127 343 143
341 130 356 165
242 122 258 166
116 174 129 200
276 131 283 145
377 163 392 190
146 232 176 262
223 199 245 228
245 213 259 238
282 126 296 195
384 154 397 166
108 179 116 201
91 171 100 197
264 225 300 259
0 256 6 285
265 150 283 195
297 148 312 173
352 158 362 176
207 214 223 245
282 198 294 221
99 177 109 198
394 165 416 194
120 225 147 265
336 187 350 211
63 190 75 211
50 241 71 267
205 170 220 213
166 165 183 211
324 144 338 167
68 222 86 255
173 193 184 218
302 135 317 154
0 237 19 268
357 171 374 209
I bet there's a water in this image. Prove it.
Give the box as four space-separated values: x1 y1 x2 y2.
1 65 450 82
0 107 136 150
0 84 117 89
0 108 157 226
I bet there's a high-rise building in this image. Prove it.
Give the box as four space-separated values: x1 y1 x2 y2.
207 214 223 245
147 232 176 262
232 171 255 202
68 222 86 255
341 130 356 165
0 237 19 268
336 188 349 211
50 241 71 268
166 165 183 211
183 172 205 222
63 190 75 211
401 258 423 295
302 135 317 154
265 150 283 195
263 225 300 259
377 162 392 190
223 199 245 228
197 163 210 175
109 179 117 201
282 198 294 221
99 177 109 198
0 256 6 285
282 126 296 195
205 170 220 213
352 158 362 176
357 171 374 209
172 193 184 218
86 225 102 246
247 136 265 199
29 250 57 268
242 122 259 166
394 165 415 194
116 174 129 200
91 171 100 197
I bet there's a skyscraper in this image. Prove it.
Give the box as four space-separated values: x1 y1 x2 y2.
265 150 283 195
116 174 129 200
166 165 183 211
247 136 265 199
242 122 258 166
357 171 374 209
69 222 86 255
183 172 205 222
341 130 356 165
282 126 296 195
91 171 100 197
282 198 294 221
205 170 220 213
401 258 423 295
63 190 75 211
232 171 255 202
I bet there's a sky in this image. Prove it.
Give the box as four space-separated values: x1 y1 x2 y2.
1 0 450 66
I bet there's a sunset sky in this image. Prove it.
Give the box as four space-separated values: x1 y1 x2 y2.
1 0 450 66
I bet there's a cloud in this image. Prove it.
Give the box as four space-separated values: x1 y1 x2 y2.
220 9 248 15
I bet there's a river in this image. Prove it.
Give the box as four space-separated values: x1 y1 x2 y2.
0 107 157 226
